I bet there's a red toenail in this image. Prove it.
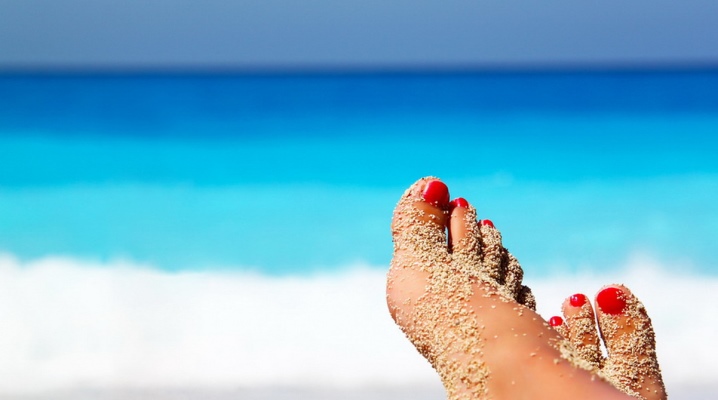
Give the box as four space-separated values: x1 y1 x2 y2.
481 219 494 227
422 180 450 208
549 316 564 326
569 293 587 307
596 287 627 315
449 197 469 209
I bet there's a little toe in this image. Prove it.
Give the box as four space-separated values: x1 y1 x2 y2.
595 285 666 400
517 285 536 310
502 253 525 301
549 315 568 338
561 293 603 370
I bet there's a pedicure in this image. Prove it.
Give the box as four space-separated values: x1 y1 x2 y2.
569 293 587 307
596 287 627 315
422 180 450 208
449 197 469 209
549 316 564 327
480 219 494 227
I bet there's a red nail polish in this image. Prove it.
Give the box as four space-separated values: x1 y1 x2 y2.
481 219 494 227
422 180 450 208
596 287 627 315
569 293 587 307
549 316 564 327
449 197 469 209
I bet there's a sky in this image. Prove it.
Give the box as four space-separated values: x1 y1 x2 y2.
1 0 718 70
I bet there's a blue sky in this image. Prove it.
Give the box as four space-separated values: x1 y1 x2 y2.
1 0 718 69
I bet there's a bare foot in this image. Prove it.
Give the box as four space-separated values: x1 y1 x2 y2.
551 286 667 400
387 177 632 399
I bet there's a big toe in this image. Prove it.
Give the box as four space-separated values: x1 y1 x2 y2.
391 177 451 259
595 285 666 400
388 178 451 319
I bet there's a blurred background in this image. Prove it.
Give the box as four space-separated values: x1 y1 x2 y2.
1 1 717 399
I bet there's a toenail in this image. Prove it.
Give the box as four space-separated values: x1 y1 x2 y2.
549 316 564 326
449 197 469 209
569 293 587 307
596 287 627 315
480 219 494 227
422 180 450 208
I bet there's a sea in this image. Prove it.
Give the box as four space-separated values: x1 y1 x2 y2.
1 69 717 399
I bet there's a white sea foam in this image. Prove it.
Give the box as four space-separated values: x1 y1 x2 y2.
0 252 716 397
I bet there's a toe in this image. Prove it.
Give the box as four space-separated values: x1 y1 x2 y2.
477 220 533 306
517 285 536 310
549 315 568 338
502 253 525 300
388 178 452 320
448 197 483 271
477 219 505 283
561 293 603 370
595 285 666 400
391 177 451 259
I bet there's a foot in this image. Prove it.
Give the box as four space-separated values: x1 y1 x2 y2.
387 178 631 400
551 286 667 400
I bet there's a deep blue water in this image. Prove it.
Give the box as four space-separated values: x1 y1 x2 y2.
0 69 717 275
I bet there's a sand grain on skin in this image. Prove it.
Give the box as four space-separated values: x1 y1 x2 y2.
565 303 603 370
389 181 544 399
389 180 665 400
389 183 489 399
596 293 666 399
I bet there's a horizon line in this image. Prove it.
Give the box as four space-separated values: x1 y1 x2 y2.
2 60 718 76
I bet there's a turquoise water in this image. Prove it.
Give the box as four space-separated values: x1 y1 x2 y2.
1 70 717 275
2 70 718 396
